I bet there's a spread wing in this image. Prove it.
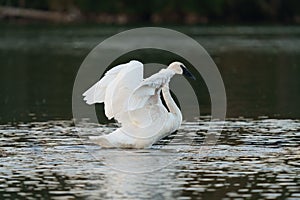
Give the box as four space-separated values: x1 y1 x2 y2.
83 60 143 120
128 69 172 111
120 69 173 128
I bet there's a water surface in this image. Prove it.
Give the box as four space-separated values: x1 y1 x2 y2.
0 118 299 199
0 25 299 199
1 25 300 122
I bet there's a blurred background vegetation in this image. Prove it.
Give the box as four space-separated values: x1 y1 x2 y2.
1 0 300 24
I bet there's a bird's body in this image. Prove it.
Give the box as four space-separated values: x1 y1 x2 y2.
83 60 194 148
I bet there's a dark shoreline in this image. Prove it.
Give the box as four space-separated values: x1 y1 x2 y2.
1 6 300 25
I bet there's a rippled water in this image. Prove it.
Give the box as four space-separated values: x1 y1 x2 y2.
1 118 299 199
1 25 299 199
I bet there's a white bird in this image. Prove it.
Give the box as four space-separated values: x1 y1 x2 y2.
83 60 195 148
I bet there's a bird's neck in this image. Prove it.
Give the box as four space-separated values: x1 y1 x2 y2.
162 85 182 120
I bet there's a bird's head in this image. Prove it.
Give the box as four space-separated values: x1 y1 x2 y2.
168 61 196 80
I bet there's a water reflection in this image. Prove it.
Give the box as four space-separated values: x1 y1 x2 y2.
0 118 299 199
1 25 300 198
1 26 300 123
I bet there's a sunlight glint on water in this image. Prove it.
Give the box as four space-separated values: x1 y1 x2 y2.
0 118 299 199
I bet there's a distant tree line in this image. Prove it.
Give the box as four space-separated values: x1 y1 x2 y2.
1 0 300 24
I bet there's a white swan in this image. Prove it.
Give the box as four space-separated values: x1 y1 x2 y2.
83 60 195 148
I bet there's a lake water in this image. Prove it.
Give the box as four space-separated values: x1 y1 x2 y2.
0 25 300 199
1 25 300 122
0 119 299 199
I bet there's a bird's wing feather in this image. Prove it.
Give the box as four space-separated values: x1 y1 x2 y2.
104 61 143 119
82 62 128 105
83 60 143 120
128 69 171 111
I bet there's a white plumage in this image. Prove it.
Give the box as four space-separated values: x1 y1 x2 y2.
83 60 195 148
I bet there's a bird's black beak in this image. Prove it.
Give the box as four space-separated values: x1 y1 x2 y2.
180 65 196 80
